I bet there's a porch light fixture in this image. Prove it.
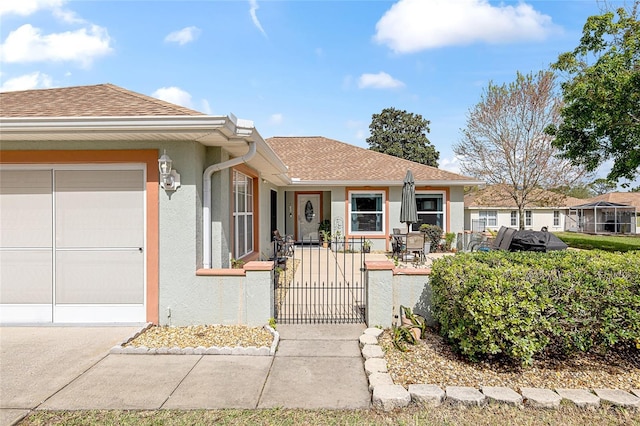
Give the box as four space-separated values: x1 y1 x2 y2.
158 150 180 191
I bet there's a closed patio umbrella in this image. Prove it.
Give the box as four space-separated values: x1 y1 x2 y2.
400 169 418 233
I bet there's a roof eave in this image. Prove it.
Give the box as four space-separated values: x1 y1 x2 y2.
0 115 234 135
286 179 485 186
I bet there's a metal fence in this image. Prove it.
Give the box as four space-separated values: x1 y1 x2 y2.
273 236 366 324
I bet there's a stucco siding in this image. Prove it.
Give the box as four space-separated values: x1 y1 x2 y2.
466 208 568 232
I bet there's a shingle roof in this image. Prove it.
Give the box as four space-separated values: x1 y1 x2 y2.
0 83 204 117
586 192 640 208
465 184 584 208
266 136 478 183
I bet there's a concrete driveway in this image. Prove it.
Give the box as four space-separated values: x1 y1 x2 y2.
0 326 140 426
0 324 370 426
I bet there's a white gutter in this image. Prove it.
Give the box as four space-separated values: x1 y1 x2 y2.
202 139 257 268
0 116 232 133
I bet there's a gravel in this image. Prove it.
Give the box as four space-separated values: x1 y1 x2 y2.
124 325 274 349
379 330 640 392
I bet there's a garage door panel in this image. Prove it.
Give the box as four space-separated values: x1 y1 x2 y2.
55 250 144 304
55 170 144 248
0 170 52 248
0 251 53 304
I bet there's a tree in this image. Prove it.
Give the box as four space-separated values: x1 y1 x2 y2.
454 71 588 230
367 107 439 167
547 2 640 184
550 184 593 199
590 178 618 195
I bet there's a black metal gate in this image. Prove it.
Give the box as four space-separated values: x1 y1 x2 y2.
274 237 366 324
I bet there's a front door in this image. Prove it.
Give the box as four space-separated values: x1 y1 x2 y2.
297 193 321 242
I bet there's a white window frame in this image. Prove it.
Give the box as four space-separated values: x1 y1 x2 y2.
510 211 518 227
553 210 560 227
412 190 447 232
479 210 497 228
348 190 385 235
525 210 532 227
233 170 254 258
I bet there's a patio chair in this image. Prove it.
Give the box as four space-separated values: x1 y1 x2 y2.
391 234 406 259
405 233 426 262
273 230 294 258
476 226 516 251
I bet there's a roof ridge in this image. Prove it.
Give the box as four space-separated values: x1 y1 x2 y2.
266 135 479 182
0 83 108 95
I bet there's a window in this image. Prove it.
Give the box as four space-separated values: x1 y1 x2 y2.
412 192 446 232
510 211 518 227
525 210 532 227
350 191 384 234
233 170 254 258
553 210 560 227
479 210 497 228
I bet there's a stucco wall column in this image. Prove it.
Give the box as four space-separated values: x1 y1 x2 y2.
365 260 395 328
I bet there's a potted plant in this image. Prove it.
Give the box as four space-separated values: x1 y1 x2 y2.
444 232 456 252
362 239 372 253
320 229 331 248
318 219 331 244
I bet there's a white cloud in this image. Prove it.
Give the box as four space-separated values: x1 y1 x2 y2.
374 0 558 53
52 7 84 24
164 26 201 45
269 113 283 125
0 72 53 92
249 0 267 38
200 99 212 115
439 156 462 174
0 24 112 67
0 0 64 17
152 86 194 109
358 72 405 89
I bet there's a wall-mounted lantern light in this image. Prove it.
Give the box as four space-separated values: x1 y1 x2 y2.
158 149 180 191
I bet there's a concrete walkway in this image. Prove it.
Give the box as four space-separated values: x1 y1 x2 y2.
0 324 370 426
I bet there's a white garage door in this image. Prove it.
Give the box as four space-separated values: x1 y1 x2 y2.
0 166 146 323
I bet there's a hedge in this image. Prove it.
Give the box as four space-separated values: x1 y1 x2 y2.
430 250 640 365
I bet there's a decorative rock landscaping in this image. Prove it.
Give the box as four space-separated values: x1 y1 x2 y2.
110 323 279 356
359 328 640 412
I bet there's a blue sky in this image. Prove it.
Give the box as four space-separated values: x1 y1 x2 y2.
1 0 637 188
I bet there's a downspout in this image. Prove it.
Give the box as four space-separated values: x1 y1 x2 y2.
203 140 256 268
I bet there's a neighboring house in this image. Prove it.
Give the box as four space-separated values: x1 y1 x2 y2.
464 185 583 232
566 192 639 234
0 84 481 326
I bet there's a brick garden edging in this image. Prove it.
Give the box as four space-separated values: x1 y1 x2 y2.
359 328 640 411
109 323 279 356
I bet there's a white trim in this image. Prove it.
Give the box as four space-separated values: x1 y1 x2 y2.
0 115 230 133
348 190 386 235
233 170 254 259
414 190 447 232
54 305 146 323
479 210 497 228
510 210 519 227
290 179 483 186
0 304 52 323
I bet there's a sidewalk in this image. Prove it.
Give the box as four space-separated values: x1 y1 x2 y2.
0 324 370 426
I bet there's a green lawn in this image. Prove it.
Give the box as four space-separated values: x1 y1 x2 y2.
554 232 640 252
17 406 640 426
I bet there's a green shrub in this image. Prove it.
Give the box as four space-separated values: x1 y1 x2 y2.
420 224 443 250
430 250 640 365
